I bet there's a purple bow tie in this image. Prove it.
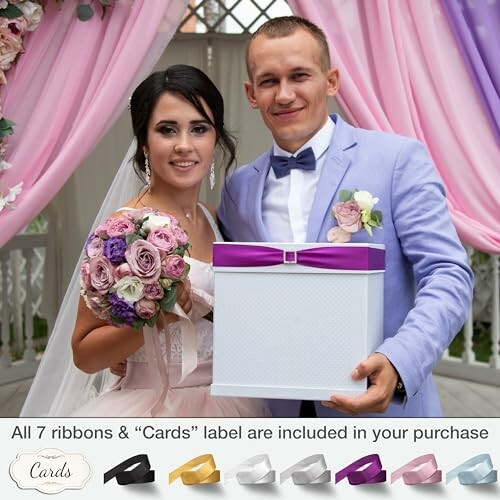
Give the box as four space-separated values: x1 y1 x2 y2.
270 147 316 179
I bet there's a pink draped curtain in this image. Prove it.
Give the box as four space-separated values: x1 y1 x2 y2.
288 0 500 254
0 0 188 247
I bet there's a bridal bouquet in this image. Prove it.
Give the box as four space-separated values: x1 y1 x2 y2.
80 208 190 330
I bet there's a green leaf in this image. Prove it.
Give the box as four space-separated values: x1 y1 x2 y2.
0 118 15 137
126 233 142 245
180 262 190 280
372 210 383 224
339 189 353 202
110 314 125 324
0 5 23 19
160 284 177 312
77 4 94 21
146 313 158 328
132 319 144 331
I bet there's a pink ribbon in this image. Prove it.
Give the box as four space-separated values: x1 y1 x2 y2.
335 454 386 485
391 454 442 485
213 244 385 270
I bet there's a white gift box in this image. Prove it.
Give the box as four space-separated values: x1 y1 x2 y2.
210 242 385 401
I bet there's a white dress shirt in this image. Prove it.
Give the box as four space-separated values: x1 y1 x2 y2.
262 118 335 242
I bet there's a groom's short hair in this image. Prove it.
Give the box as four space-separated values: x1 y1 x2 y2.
246 16 331 79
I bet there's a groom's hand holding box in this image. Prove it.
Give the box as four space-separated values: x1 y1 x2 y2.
210 242 385 400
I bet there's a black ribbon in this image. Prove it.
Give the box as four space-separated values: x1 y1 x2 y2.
104 454 155 485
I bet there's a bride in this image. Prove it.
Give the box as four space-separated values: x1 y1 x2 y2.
21 65 269 417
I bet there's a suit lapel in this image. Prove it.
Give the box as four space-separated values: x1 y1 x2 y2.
247 150 272 242
306 115 357 242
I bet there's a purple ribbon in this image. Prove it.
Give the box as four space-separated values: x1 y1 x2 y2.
335 454 387 485
213 244 385 271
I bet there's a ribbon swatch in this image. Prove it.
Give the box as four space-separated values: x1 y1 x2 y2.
335 454 386 485
104 454 155 485
391 454 442 485
169 454 220 485
280 454 331 485
446 454 497 485
225 454 276 485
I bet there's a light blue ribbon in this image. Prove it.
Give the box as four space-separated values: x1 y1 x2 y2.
446 454 497 485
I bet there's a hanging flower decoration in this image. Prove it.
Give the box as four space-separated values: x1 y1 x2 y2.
0 1 115 213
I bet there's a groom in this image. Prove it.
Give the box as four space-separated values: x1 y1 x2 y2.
217 16 473 417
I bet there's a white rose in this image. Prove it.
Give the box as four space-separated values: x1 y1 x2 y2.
0 1 8 9
17 1 43 31
141 213 171 233
113 276 144 303
353 190 379 211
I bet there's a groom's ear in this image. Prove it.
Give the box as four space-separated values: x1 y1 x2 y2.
244 80 258 109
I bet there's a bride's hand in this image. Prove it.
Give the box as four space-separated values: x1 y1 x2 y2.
109 360 127 378
156 279 193 330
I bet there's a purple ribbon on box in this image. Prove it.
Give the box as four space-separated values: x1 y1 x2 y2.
213 244 385 271
335 454 387 485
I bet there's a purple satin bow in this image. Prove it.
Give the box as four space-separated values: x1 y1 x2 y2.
213 244 385 271
335 454 387 485
270 147 316 179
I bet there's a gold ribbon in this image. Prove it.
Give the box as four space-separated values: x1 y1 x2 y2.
169 454 220 485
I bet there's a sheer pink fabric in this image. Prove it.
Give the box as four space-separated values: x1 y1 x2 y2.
0 0 188 247
288 0 500 253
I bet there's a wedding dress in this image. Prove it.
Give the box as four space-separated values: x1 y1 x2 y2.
71 205 269 417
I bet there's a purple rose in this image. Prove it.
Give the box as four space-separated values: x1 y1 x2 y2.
135 298 160 320
161 255 186 279
108 293 138 326
84 232 96 250
105 217 136 238
103 237 127 265
333 201 362 233
86 236 103 258
147 227 177 253
143 282 164 300
125 240 161 284
89 256 115 294
171 225 189 246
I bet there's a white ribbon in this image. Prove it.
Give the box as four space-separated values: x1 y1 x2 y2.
225 454 276 485
446 454 497 485
143 301 198 417
280 454 331 485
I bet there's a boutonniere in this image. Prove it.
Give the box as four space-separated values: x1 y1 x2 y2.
327 189 382 243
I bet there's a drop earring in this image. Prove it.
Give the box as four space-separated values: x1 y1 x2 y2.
144 153 151 191
209 161 216 190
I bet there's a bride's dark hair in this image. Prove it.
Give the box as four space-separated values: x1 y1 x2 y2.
129 64 236 185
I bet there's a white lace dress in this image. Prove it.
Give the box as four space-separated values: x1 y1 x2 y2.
71 206 270 417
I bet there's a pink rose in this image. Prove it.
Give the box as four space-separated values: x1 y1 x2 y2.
143 282 164 300
161 255 186 279
135 298 159 320
171 225 189 246
333 201 362 233
83 290 109 320
86 236 103 258
89 256 115 294
79 262 91 289
327 226 352 243
125 240 161 283
114 262 133 280
0 22 23 71
147 227 177 253
105 217 135 238
94 223 109 238
6 17 28 36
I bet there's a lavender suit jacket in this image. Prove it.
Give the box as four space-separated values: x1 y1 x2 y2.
217 114 473 417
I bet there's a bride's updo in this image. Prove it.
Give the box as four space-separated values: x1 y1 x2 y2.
129 64 236 185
